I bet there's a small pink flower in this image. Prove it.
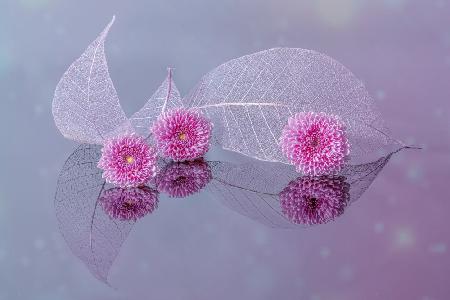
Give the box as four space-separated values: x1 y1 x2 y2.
151 108 212 161
155 159 212 198
280 112 350 175
279 176 350 226
99 186 159 221
98 134 157 187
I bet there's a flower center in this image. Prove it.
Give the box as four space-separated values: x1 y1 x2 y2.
178 132 187 141
122 199 136 210
307 197 318 210
125 155 135 164
175 175 187 184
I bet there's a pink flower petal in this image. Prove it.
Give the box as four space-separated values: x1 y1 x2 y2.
99 186 158 221
279 176 350 225
155 159 212 198
98 134 158 187
151 108 212 161
280 112 350 175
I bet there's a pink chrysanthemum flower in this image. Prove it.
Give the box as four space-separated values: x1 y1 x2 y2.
98 134 157 188
155 159 212 198
280 112 350 175
151 108 212 161
279 176 350 226
99 186 159 221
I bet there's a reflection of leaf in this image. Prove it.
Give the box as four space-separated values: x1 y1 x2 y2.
130 69 183 138
52 17 131 144
55 144 135 283
340 150 396 203
185 48 398 164
209 148 405 228
208 158 298 228
208 177 296 228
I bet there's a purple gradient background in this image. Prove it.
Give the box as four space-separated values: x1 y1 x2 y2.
1 0 449 299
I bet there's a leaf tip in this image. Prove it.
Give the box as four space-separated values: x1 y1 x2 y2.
166 67 174 80
103 16 116 35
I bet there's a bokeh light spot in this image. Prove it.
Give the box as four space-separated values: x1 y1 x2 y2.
428 243 447 254
393 227 415 249
374 222 385 234
338 265 355 281
320 247 331 258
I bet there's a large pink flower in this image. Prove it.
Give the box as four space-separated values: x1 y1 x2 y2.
98 134 157 188
151 108 212 161
280 112 350 175
155 159 212 198
279 176 350 226
99 186 159 221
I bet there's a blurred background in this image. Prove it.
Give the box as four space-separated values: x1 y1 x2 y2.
0 0 449 299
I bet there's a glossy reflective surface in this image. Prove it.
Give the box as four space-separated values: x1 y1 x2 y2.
1 0 449 299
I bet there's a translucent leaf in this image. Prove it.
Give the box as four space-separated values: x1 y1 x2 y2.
52 16 132 144
208 175 296 228
130 69 183 138
185 48 400 165
55 144 135 283
208 148 405 228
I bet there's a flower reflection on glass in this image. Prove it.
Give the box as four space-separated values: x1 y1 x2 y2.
279 176 350 225
99 186 159 221
156 159 212 198
280 112 350 175
97 134 158 188
151 108 212 161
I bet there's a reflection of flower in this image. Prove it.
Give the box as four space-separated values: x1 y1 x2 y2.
280 112 350 175
99 186 159 221
151 108 212 161
155 159 212 198
279 176 350 225
98 134 158 188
